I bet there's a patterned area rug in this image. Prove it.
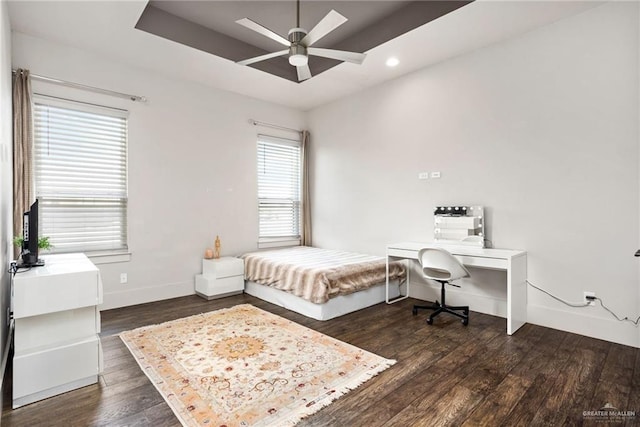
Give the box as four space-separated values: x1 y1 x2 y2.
120 304 395 426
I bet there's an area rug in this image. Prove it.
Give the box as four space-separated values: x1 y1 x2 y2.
120 304 395 426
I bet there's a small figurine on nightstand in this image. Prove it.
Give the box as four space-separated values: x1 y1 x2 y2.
213 235 221 259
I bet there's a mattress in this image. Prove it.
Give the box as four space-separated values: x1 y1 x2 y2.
242 246 406 304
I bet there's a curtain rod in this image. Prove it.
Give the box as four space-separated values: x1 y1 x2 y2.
12 69 147 103
250 119 301 134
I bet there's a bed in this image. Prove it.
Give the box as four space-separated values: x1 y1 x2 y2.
241 246 406 320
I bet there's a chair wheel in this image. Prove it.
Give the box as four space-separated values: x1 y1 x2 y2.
462 319 468 326
426 318 433 325
412 308 418 316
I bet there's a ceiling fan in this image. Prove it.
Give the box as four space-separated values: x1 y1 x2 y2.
236 0 367 81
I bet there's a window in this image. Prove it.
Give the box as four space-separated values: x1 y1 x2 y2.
257 134 301 246
33 96 128 254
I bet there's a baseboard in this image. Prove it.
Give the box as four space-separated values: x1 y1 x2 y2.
410 282 639 348
100 281 194 310
409 282 507 319
527 304 638 348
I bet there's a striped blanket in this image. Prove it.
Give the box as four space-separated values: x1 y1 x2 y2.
242 246 406 304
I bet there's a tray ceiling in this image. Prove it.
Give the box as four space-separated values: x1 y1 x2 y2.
136 1 472 82
8 1 605 110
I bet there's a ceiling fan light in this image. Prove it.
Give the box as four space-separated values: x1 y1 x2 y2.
289 53 308 66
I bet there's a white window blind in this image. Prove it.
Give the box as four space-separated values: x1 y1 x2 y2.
257 135 301 242
33 96 128 253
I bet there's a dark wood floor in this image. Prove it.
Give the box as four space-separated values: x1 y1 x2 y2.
2 294 639 426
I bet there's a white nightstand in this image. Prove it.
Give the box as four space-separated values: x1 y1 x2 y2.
195 257 245 300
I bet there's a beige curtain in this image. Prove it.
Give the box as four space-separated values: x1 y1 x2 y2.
300 130 312 246
12 69 34 258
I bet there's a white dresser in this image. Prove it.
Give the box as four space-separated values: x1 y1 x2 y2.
195 257 244 300
12 253 103 408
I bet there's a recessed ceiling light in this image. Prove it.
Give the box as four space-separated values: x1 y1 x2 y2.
386 57 399 67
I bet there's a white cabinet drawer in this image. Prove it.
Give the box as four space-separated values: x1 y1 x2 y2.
202 257 244 278
454 255 507 270
14 306 99 353
14 337 100 400
195 274 244 299
13 270 99 318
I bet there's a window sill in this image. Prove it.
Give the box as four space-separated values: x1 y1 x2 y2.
258 238 301 249
86 251 131 265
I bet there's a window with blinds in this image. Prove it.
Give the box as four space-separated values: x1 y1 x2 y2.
33 96 128 254
257 135 301 245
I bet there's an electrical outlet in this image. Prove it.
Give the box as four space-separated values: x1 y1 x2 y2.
120 273 128 284
418 172 429 180
584 291 595 306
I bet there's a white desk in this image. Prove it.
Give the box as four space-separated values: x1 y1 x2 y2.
386 242 527 335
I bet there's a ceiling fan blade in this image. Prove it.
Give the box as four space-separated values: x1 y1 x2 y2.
307 47 366 64
297 64 312 81
236 18 290 47
238 50 289 66
301 10 347 47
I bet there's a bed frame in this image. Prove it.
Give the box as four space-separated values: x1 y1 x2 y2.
244 280 402 321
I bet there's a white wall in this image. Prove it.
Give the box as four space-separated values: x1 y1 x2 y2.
308 2 640 347
12 32 306 309
0 0 12 407
9 2 640 347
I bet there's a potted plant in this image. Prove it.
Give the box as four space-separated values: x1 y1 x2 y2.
12 236 53 251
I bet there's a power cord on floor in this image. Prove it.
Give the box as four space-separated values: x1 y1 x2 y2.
527 280 640 325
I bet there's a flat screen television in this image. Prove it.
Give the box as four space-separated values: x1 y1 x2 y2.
21 199 44 267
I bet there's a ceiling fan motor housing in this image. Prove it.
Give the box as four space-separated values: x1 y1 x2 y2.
289 44 307 57
288 27 308 45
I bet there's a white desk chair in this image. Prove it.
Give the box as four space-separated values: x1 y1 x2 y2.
412 247 470 326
